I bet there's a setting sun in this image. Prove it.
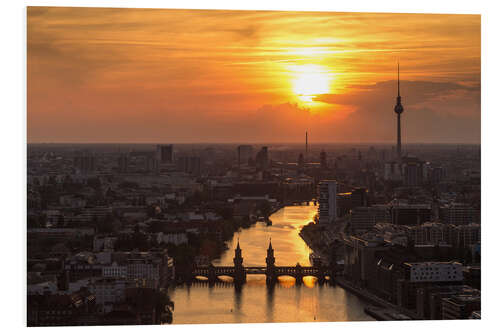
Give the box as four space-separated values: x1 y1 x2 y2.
289 64 334 103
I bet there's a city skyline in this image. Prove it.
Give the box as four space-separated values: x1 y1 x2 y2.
28 8 480 144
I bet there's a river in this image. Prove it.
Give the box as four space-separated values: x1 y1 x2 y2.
168 204 373 324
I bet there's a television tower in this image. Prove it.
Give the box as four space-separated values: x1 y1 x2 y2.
394 62 404 160
305 131 308 162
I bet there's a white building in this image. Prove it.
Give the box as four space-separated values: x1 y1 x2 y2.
405 261 463 282
318 180 337 224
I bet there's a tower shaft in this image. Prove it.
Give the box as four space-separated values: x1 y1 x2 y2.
397 113 401 160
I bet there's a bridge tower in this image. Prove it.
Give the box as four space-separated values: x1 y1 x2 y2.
266 239 277 284
233 240 246 284
294 263 303 285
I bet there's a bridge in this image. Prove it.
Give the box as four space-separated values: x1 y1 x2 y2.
189 240 333 285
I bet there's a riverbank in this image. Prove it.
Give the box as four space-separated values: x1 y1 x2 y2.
335 276 420 320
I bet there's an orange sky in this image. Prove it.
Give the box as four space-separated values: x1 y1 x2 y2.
27 7 481 143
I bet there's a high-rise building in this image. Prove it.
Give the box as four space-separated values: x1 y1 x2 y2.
237 145 253 166
117 153 128 173
402 156 424 186
318 180 337 224
320 150 327 169
73 151 96 174
156 144 173 164
297 153 305 172
351 187 368 208
255 146 269 171
177 155 201 175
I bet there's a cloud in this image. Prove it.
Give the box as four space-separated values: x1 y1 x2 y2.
314 80 480 143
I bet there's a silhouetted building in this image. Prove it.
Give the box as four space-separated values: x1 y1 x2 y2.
351 187 368 208
320 150 327 169
351 205 390 233
402 156 424 186
177 156 201 175
439 203 480 225
237 145 253 167
390 202 431 226
73 151 96 174
318 180 337 224
156 145 173 164
117 153 128 173
255 146 269 171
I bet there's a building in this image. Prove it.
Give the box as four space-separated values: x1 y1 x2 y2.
176 155 201 175
397 261 464 310
318 180 337 224
416 285 479 320
402 156 424 186
255 146 269 171
441 293 481 319
237 145 253 166
320 150 327 169
351 187 368 208
156 145 173 164
439 203 480 225
117 153 128 173
73 151 96 174
403 262 463 283
351 205 390 233
390 202 431 226
343 234 390 289
406 222 451 246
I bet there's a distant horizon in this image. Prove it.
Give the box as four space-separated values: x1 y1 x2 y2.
27 141 480 145
28 8 480 144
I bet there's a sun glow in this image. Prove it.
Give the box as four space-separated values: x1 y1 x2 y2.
289 64 334 104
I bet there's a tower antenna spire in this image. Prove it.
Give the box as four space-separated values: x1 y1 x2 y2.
398 61 400 97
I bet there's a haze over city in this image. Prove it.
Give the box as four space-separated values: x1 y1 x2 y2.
27 7 480 144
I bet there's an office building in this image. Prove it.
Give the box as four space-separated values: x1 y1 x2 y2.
156 144 173 164
318 180 337 224
237 145 253 166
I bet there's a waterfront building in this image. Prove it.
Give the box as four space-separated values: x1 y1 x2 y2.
416 285 480 320
318 180 337 224
343 234 390 289
441 293 481 320
397 261 464 310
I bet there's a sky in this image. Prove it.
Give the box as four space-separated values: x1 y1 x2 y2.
27 7 481 144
